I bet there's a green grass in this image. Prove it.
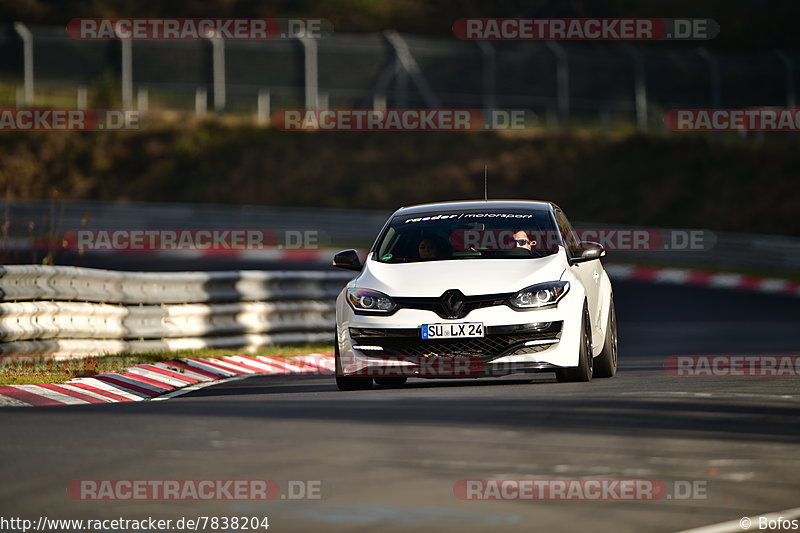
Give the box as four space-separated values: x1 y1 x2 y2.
0 343 333 386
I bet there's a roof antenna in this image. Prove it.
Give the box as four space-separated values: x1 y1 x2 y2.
484 165 488 201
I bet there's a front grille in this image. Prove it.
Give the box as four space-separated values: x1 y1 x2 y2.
393 293 512 319
350 322 562 360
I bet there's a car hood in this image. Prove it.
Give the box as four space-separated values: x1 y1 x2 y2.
353 252 567 296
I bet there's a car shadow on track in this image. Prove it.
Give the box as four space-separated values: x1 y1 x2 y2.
148 368 800 444
180 373 558 398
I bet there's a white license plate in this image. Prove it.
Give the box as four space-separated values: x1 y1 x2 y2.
421 323 484 339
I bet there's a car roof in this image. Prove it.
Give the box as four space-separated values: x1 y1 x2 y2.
393 200 558 216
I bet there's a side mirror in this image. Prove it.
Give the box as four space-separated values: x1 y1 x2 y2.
571 241 605 263
333 249 363 271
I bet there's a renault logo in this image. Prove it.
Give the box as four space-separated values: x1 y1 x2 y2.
440 289 465 318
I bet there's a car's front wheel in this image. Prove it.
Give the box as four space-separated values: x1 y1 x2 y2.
335 332 373 391
555 303 593 383
593 296 618 378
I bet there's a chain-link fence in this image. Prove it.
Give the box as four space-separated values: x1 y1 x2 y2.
1 23 798 130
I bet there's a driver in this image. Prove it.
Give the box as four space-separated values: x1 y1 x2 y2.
511 229 535 251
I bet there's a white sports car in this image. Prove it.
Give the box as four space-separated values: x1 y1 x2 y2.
332 200 617 390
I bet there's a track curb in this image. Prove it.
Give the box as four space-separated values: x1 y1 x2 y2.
0 353 334 407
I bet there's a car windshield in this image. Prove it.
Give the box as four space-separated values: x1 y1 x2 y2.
374 208 560 263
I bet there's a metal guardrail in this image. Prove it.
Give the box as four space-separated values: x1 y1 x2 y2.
0 265 350 303
0 265 352 357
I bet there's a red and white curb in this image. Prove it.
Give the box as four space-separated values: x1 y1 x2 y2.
0 353 334 408
605 264 800 297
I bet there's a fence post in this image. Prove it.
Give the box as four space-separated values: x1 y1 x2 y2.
394 60 409 108
121 38 133 110
599 108 611 133
697 47 721 108
775 50 796 108
545 41 569 128
210 38 226 111
77 86 88 108
257 89 271 125
195 88 207 117
477 41 496 115
546 106 559 132
384 31 442 108
137 88 148 112
370 39 395 110
12 22 34 106
623 44 648 132
300 37 319 109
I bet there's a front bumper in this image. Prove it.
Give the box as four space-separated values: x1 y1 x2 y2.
336 287 585 378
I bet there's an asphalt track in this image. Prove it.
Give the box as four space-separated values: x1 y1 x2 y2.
0 280 798 533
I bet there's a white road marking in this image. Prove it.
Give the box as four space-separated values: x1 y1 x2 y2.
620 391 794 400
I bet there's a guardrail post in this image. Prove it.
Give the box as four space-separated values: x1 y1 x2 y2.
13 22 34 106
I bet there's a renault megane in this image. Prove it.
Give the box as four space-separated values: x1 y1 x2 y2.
332 200 617 390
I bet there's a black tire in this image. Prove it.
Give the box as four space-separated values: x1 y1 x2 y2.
593 296 618 378
374 377 408 387
334 332 373 391
555 304 593 383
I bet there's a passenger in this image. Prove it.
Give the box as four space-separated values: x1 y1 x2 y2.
418 238 439 259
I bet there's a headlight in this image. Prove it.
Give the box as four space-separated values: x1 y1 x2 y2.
347 288 396 313
509 281 570 309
